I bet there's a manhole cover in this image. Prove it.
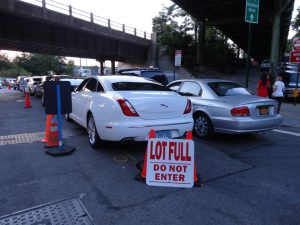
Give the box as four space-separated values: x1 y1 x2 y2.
0 194 94 225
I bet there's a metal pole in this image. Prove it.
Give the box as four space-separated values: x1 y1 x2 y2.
56 84 63 150
245 23 252 88
173 66 176 81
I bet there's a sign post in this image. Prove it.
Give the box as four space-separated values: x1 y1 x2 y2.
245 0 259 24
244 0 259 88
146 138 194 188
174 50 182 81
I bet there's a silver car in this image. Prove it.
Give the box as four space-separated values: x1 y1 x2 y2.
168 79 283 139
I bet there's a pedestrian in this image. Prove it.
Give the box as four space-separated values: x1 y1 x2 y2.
255 72 270 97
272 75 285 113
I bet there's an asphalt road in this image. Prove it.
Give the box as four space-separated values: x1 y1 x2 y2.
0 87 299 225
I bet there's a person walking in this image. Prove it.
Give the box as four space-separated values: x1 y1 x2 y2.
272 75 285 113
255 72 270 97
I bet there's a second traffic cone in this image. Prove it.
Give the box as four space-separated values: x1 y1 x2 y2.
45 115 59 148
135 129 156 181
186 131 202 187
41 114 52 143
24 92 31 108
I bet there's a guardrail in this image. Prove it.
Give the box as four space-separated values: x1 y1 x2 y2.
18 0 152 39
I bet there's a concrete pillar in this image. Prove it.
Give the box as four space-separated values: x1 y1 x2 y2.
270 0 292 74
90 13 94 23
270 14 280 75
122 24 125 32
111 60 116 74
42 0 47 18
100 60 104 75
97 59 105 75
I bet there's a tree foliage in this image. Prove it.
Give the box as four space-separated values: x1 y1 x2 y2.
152 4 240 74
291 7 300 37
0 53 74 77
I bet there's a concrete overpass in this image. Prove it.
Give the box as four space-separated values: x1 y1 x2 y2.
171 0 295 70
0 0 154 73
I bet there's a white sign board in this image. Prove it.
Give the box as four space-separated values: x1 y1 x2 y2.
146 138 194 188
293 37 300 51
175 50 182 67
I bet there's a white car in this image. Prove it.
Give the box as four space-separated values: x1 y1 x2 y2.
68 75 193 147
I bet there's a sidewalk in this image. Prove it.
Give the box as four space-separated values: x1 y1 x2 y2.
280 102 300 127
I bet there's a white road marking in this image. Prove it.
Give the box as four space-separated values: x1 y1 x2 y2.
273 129 300 137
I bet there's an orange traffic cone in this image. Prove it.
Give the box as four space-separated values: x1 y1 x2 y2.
41 114 52 143
24 92 31 108
8 84 10 90
186 131 202 187
45 115 59 148
135 129 156 181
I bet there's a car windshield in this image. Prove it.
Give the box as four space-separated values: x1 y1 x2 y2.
112 82 170 91
208 82 251 96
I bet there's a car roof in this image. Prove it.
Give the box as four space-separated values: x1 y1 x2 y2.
170 78 239 84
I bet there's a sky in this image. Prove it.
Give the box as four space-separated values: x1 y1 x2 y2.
1 0 300 67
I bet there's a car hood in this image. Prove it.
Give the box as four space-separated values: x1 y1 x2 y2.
113 91 188 119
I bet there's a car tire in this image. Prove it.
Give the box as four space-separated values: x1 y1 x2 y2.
193 112 213 139
87 113 102 148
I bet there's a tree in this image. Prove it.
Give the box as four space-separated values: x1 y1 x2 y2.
152 5 238 74
64 60 74 75
291 7 300 38
14 53 66 75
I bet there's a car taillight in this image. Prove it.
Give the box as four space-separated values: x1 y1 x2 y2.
231 106 250 117
116 99 139 117
183 99 192 114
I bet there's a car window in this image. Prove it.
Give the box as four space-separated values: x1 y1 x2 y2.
168 81 182 91
179 82 202 96
208 82 251 96
84 78 98 92
112 82 169 91
76 78 89 91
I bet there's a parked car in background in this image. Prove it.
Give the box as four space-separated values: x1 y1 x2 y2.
68 75 193 147
167 79 283 139
60 77 83 91
260 60 271 71
0 81 2 89
281 70 300 98
35 75 53 98
19 77 31 92
117 68 169 86
28 76 42 95
14 76 27 90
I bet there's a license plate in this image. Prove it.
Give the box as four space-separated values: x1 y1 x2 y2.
258 106 269 115
155 130 171 138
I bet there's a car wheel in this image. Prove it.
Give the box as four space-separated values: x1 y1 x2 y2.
87 113 102 148
193 112 213 139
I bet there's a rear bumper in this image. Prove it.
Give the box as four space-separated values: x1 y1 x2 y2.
212 115 283 134
97 118 194 142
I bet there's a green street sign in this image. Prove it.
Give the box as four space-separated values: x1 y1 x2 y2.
245 0 259 24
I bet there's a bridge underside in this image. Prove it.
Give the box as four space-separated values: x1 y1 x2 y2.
0 1 151 64
172 0 295 61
